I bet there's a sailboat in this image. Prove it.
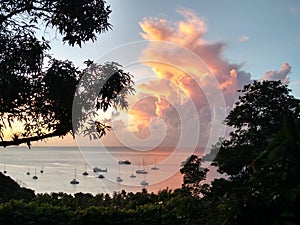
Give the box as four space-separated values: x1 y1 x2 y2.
136 159 148 174
116 167 123 182
129 166 136 178
151 158 159 170
70 169 79 184
40 165 44 173
82 164 89 176
140 180 149 186
32 168 38 180
116 176 123 182
140 173 149 186
26 166 30 175
97 174 105 179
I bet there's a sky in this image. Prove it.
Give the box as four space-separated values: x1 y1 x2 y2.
36 0 300 148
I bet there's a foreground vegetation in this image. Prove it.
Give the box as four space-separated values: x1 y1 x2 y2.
0 189 201 225
0 81 299 225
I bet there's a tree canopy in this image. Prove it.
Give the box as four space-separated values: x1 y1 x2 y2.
212 80 300 175
0 0 135 147
178 80 300 224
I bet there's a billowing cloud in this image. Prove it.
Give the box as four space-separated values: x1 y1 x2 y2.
140 8 207 47
126 9 254 148
261 63 291 84
100 9 291 150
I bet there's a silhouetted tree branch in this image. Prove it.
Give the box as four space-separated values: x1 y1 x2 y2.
0 0 135 147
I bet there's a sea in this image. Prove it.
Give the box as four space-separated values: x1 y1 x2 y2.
0 146 203 195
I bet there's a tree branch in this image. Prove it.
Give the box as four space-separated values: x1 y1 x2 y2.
0 4 52 24
0 7 31 23
0 130 69 148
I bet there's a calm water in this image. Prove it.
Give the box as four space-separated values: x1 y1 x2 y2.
0 146 201 195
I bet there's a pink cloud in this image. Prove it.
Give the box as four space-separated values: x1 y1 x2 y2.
261 63 291 84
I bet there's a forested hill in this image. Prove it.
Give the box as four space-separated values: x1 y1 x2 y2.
0 172 35 202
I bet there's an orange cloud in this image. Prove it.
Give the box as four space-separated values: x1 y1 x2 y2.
155 96 169 117
140 8 206 47
132 9 253 147
129 96 157 134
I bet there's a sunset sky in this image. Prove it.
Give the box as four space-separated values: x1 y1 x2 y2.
41 0 300 148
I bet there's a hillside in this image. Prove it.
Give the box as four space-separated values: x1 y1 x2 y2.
0 172 35 202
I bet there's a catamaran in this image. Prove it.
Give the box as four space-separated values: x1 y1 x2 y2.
93 167 107 172
136 159 148 174
118 160 131 165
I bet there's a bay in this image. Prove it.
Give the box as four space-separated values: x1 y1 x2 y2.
0 146 199 195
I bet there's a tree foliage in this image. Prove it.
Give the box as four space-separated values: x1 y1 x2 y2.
0 59 134 147
199 114 300 225
180 155 209 196
0 0 111 47
179 80 300 224
0 0 135 147
213 80 300 175
0 188 201 225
